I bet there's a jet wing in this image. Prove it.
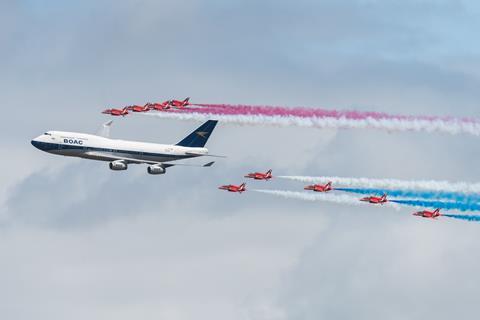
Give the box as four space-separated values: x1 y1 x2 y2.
185 152 227 158
84 151 214 167
85 151 157 164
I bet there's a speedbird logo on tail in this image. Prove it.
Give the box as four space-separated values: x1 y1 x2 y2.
195 131 210 138
176 120 218 148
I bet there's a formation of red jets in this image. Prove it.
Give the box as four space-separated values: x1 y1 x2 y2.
219 172 443 219
102 97 191 116
100 98 445 221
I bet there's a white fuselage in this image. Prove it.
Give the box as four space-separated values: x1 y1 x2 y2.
31 131 208 163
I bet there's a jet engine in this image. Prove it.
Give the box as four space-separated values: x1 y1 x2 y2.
109 160 128 171
147 164 166 175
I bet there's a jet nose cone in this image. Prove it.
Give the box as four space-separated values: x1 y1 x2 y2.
31 135 50 151
31 139 42 150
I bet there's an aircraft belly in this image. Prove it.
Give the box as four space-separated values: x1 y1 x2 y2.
51 148 84 157
81 152 115 161
80 150 186 163
137 154 174 163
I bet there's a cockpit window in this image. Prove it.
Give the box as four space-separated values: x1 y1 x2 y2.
44 133 51 136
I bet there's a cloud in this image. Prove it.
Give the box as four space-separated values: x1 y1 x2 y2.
275 215 480 320
0 196 325 320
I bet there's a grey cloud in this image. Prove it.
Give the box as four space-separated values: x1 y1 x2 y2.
275 215 480 320
0 206 325 320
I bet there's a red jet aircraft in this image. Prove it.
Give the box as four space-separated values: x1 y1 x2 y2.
360 194 388 204
169 97 190 108
218 183 246 193
102 107 129 116
304 182 333 192
245 169 273 181
127 104 152 112
413 208 441 219
145 101 173 111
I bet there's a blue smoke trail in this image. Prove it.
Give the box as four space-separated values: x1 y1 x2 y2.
336 188 480 203
391 199 480 212
443 214 480 222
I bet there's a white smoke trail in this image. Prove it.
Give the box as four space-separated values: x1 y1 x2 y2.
277 176 480 194
139 111 480 136
253 189 400 209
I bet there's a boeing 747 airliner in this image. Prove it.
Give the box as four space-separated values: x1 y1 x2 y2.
31 120 219 175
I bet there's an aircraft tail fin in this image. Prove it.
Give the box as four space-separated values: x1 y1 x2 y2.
176 120 218 148
97 120 113 138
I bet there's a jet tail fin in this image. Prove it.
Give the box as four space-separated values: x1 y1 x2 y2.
97 120 113 138
176 120 218 148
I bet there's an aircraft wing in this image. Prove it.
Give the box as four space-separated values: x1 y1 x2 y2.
166 161 215 167
84 151 214 167
185 152 227 158
85 151 158 164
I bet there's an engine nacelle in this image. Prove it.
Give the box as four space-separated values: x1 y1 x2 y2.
109 160 127 171
147 164 166 175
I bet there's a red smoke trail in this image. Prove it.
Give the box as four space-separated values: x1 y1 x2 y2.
192 103 476 123
137 103 480 136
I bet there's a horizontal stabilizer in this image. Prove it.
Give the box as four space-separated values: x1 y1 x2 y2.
203 161 215 167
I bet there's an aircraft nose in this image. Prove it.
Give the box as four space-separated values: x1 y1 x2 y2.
31 135 50 151
31 138 41 150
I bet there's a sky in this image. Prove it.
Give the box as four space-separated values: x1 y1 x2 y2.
2 0 480 319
